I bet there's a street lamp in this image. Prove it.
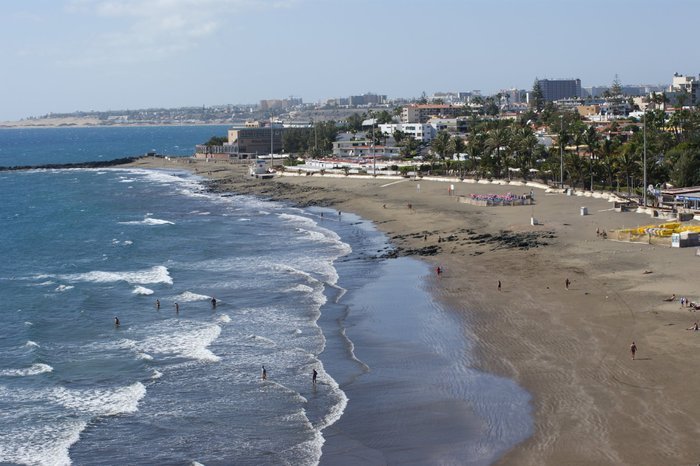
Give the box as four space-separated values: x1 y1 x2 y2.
372 116 376 175
559 115 564 188
643 111 647 207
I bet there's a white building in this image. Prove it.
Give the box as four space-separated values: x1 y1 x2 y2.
669 73 700 106
378 123 434 142
427 117 468 134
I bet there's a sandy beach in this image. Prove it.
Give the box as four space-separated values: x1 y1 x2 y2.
126 157 700 465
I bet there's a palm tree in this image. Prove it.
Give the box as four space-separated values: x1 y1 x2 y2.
447 136 466 176
599 135 618 190
430 131 451 173
565 150 587 189
466 129 486 176
512 125 538 179
616 141 640 195
584 126 600 190
485 122 509 178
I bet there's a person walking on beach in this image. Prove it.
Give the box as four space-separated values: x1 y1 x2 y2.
312 368 318 384
630 341 637 360
565 278 571 290
498 280 502 291
261 365 267 380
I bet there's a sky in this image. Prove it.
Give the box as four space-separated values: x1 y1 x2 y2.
1 0 699 120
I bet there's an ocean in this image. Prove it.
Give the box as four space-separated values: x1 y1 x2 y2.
0 127 532 465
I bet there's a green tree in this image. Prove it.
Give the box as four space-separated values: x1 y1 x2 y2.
531 79 545 113
400 137 420 158
584 126 600 190
430 131 451 172
376 110 393 124
204 135 228 146
346 113 365 133
616 141 641 195
485 121 509 178
393 129 406 145
668 145 700 187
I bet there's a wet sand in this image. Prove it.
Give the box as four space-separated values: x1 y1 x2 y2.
125 157 700 465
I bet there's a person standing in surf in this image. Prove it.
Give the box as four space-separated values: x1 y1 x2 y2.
312 368 318 384
261 365 267 380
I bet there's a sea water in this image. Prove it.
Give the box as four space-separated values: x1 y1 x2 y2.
0 127 532 465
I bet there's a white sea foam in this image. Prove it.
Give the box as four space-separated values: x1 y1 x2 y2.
137 352 154 361
247 334 276 347
136 321 222 362
54 284 74 292
238 218 251 222
59 265 173 285
24 321 33 327
112 239 134 246
176 291 211 302
0 381 147 465
0 418 86 466
151 370 163 380
25 340 40 348
133 286 154 295
119 217 174 226
278 212 317 228
299 229 327 242
285 284 314 294
314 362 348 431
216 314 231 324
272 264 319 284
0 363 53 377
50 382 146 416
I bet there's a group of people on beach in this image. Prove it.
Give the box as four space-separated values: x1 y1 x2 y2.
113 296 219 327
663 294 699 310
261 365 318 385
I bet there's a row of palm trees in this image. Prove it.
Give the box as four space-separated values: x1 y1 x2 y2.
425 109 700 193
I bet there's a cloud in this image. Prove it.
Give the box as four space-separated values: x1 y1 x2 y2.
63 0 297 66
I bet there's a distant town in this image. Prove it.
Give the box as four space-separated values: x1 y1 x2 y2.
7 73 700 200
5 75 680 128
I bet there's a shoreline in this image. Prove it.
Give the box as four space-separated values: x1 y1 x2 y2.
123 157 700 465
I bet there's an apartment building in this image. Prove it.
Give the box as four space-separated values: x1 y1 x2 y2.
669 73 700 105
227 122 285 154
401 104 465 123
378 123 434 142
537 78 582 101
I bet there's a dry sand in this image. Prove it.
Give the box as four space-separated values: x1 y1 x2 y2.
127 157 700 465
